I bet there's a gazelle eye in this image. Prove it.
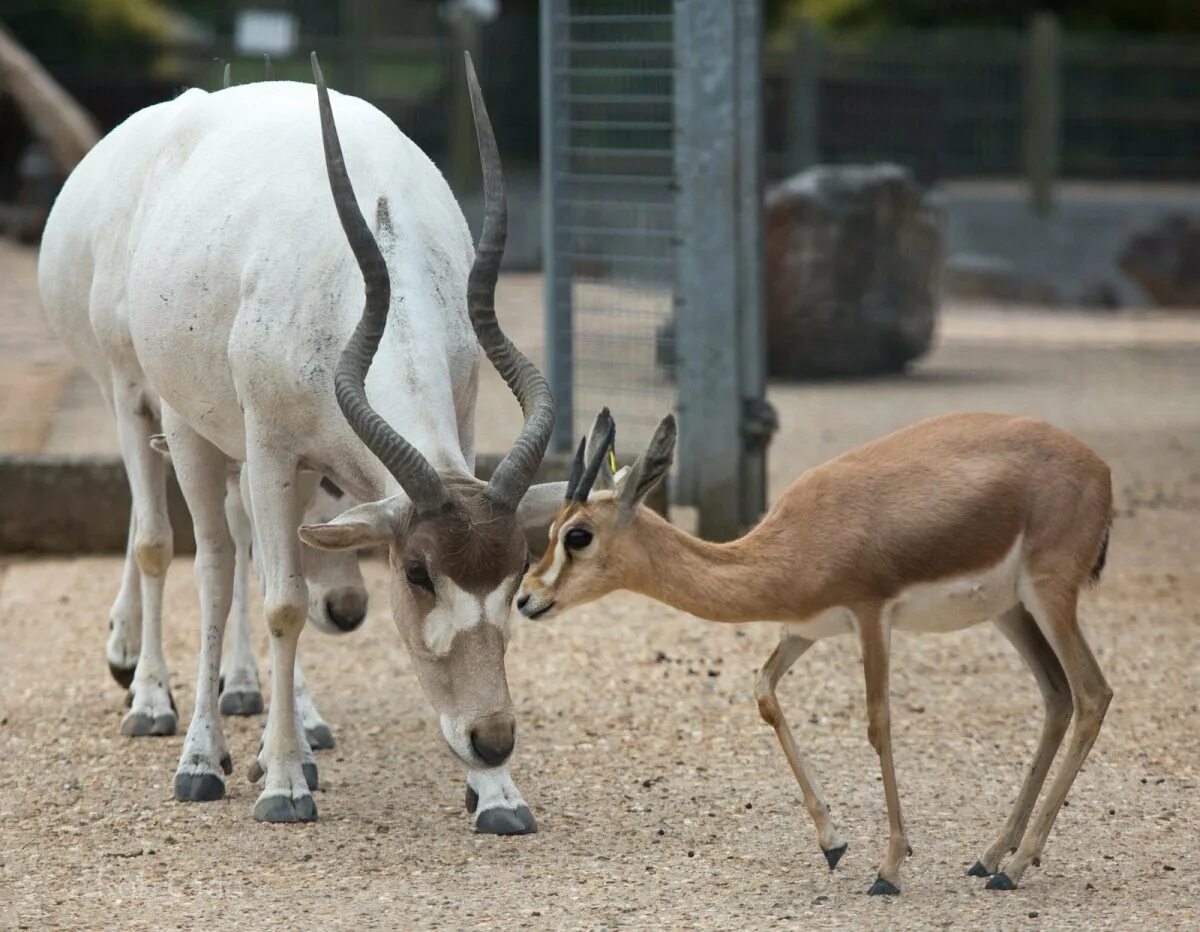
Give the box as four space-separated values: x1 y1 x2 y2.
564 527 593 550
405 562 434 593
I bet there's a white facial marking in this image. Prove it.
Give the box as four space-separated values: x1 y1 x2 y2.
541 535 569 587
423 573 518 656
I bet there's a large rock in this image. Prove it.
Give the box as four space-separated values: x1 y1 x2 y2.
1119 214 1200 308
765 164 941 377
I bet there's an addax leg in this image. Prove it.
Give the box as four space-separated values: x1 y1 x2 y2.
294 658 335 750
969 605 1072 878
243 438 316 823
218 476 264 716
857 607 909 895
112 378 176 737
754 632 847 868
106 512 142 688
466 769 538 835
987 580 1112 891
167 410 237 801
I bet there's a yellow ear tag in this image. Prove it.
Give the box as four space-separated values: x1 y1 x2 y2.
608 449 618 475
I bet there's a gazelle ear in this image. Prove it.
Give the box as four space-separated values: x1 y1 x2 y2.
298 495 407 551
615 414 675 516
584 407 618 491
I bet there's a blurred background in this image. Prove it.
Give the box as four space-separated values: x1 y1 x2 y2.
2 0 1199 541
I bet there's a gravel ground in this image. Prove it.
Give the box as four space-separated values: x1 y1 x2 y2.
2 240 1199 929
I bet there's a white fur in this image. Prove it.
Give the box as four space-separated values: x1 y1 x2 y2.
424 574 516 656
39 80 540 821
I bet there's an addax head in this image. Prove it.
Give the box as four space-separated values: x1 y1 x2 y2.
299 53 563 771
517 410 676 621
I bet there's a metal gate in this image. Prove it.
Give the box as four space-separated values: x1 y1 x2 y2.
541 0 771 539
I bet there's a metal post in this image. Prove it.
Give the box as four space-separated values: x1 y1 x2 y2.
735 1 770 529
1025 11 1060 215
785 16 820 173
541 0 574 452
675 0 767 541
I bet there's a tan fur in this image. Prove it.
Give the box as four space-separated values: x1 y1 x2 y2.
522 412 1115 893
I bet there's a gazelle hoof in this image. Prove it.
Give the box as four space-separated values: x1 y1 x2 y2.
986 872 1017 891
867 876 901 896
823 843 848 871
967 860 993 877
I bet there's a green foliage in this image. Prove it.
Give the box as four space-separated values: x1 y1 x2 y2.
2 0 172 71
788 0 1200 34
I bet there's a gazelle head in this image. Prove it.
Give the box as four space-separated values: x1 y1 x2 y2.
298 54 563 771
517 410 676 621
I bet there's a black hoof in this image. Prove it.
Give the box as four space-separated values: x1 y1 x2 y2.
465 785 479 814
305 723 335 751
174 771 226 802
219 690 264 716
967 860 993 878
514 805 538 834
823 843 848 871
986 873 1016 891
475 807 532 836
220 751 233 775
120 711 177 737
867 876 901 896
108 661 136 689
302 762 319 791
254 793 317 823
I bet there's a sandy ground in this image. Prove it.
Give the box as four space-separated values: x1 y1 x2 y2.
2 240 1199 929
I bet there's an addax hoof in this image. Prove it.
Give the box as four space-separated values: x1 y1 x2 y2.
108 661 136 689
967 860 993 878
253 793 317 823
867 876 901 896
305 723 335 751
823 843 848 871
475 807 533 836
514 805 538 834
302 762 319 791
120 711 177 737
985 872 1017 891
174 771 226 802
219 690 264 716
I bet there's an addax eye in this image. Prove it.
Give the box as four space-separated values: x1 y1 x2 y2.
564 527 593 551
405 562 434 593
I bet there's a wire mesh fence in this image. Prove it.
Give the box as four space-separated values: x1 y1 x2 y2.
543 0 676 454
766 20 1200 185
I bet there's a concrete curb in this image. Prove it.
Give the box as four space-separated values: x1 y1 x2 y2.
0 453 663 554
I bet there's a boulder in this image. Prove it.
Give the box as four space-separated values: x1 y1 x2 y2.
1119 214 1200 308
764 164 941 377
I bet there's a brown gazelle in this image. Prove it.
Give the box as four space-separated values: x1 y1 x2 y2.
518 409 1114 895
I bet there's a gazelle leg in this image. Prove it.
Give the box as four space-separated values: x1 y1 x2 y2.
987 580 1112 891
857 607 909 895
754 633 847 867
218 477 264 716
969 606 1072 877
112 377 176 737
166 411 237 802
106 512 142 688
243 438 316 823
295 658 335 750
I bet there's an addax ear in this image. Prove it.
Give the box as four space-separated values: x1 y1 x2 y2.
516 482 568 529
298 496 404 551
615 413 676 516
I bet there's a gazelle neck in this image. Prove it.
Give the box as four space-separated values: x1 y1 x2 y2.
623 508 780 623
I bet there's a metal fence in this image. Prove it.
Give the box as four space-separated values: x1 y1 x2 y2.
541 0 677 457
767 17 1200 187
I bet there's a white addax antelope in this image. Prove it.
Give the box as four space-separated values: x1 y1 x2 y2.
39 53 565 829
519 409 1114 893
